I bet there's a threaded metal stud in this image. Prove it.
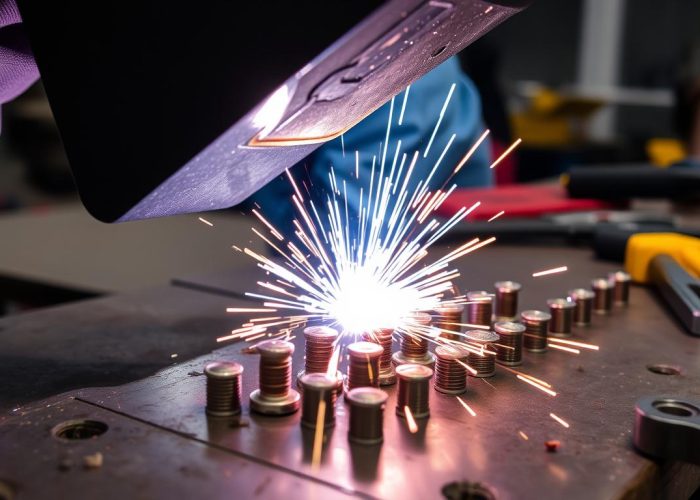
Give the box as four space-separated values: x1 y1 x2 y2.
547 298 575 337
346 341 383 391
361 328 396 386
609 271 631 306
297 326 342 392
346 387 389 445
249 340 300 416
434 303 464 341
494 321 525 366
396 364 433 419
300 373 337 429
204 361 243 417
568 288 594 326
434 345 467 395
494 281 521 321
521 310 550 353
464 329 499 377
466 291 493 327
591 278 613 314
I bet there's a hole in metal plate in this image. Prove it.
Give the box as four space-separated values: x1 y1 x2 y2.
52 420 108 440
647 364 681 376
442 481 496 500
652 400 699 418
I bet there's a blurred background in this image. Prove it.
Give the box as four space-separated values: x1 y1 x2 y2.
1 0 699 315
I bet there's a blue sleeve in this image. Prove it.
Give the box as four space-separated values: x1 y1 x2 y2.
251 57 491 235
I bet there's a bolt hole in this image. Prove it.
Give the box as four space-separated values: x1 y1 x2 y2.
431 45 447 58
653 400 699 418
52 420 108 440
442 481 495 500
647 364 681 375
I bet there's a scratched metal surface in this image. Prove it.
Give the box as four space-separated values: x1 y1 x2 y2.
2 245 700 499
0 399 350 499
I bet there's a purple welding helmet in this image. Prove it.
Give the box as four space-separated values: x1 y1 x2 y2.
16 0 529 222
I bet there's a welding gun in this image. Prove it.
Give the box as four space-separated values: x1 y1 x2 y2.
16 0 530 222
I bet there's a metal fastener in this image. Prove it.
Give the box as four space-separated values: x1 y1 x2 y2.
299 373 337 429
392 313 437 368
204 361 243 417
494 281 521 321
521 310 551 353
249 340 300 415
466 291 493 327
434 303 464 341
346 387 389 445
361 328 396 386
346 341 384 391
494 321 525 366
396 364 433 419
591 278 613 314
547 298 576 337
297 325 342 392
568 288 595 326
464 329 500 377
434 345 467 395
609 271 631 306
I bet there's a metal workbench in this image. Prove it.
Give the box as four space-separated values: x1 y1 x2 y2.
1 244 699 499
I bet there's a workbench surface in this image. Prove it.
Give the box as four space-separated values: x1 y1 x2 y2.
1 244 699 499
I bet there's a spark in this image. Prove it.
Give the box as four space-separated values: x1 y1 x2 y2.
519 430 529 441
532 266 568 277
549 338 599 351
516 375 557 397
456 396 477 417
404 406 419 433
548 344 580 354
454 129 490 174
198 216 214 227
487 210 505 222
398 85 411 126
424 83 456 158
226 307 278 313
311 399 327 470
489 138 522 169
549 413 570 428
341 134 346 158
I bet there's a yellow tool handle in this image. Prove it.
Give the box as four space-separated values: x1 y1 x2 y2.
625 233 700 284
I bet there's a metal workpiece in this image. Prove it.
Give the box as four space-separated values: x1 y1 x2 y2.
610 271 632 306
466 291 493 327
547 298 576 337
592 278 613 314
301 325 338 374
494 321 525 366
346 341 384 391
568 288 595 326
395 364 433 419
634 396 700 465
434 303 464 341
362 328 396 386
521 309 551 353
434 345 468 395
392 326 438 369
464 329 500 377
297 325 342 393
249 340 300 415
494 281 521 321
299 373 337 429
204 361 243 417
345 387 389 446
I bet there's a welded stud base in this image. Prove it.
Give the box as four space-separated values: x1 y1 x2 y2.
249 389 300 416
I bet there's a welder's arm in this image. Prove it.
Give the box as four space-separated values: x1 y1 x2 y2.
250 57 492 236
0 0 39 128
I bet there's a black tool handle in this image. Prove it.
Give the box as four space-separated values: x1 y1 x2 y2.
566 166 700 200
